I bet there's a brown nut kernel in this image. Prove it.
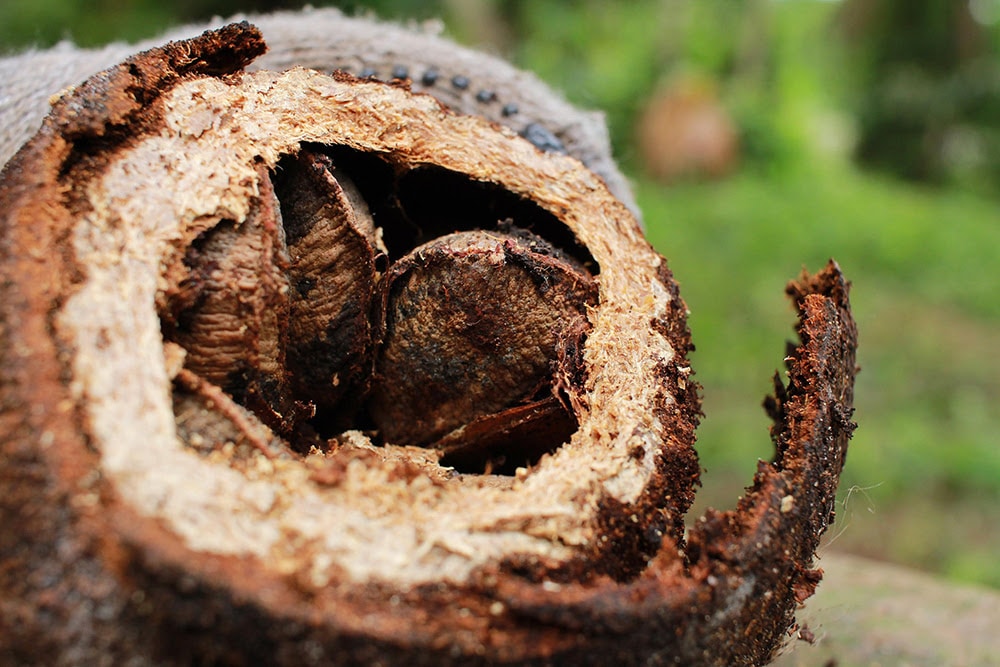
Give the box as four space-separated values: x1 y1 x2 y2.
368 228 597 458
273 149 383 428
159 166 303 436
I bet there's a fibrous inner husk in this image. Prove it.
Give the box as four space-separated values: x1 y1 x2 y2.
57 67 689 587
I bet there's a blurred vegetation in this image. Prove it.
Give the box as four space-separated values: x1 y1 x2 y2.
841 0 1000 190
1 0 998 588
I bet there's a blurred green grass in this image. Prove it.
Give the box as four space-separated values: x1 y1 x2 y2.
638 164 1000 588
1 0 998 588
510 0 1000 588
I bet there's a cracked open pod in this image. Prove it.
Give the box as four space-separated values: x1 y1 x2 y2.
0 23 857 666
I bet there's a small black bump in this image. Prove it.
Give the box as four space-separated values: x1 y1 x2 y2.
451 75 470 90
391 65 409 80
295 276 317 297
358 67 378 79
421 68 440 86
475 89 496 103
520 123 567 154
501 102 519 117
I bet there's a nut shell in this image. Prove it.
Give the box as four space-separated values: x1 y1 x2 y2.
0 23 856 666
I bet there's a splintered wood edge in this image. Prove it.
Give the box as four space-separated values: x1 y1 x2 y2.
1 45 694 588
482 261 858 666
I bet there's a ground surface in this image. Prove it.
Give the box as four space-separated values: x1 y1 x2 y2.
772 551 1000 667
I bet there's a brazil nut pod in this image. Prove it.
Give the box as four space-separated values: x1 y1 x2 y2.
0 23 856 667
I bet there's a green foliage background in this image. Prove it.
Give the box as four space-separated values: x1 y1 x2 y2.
2 0 998 588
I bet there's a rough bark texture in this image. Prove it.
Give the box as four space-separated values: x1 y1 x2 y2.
0 21 857 667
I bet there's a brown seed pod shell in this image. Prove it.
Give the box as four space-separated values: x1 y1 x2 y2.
0 23 857 666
